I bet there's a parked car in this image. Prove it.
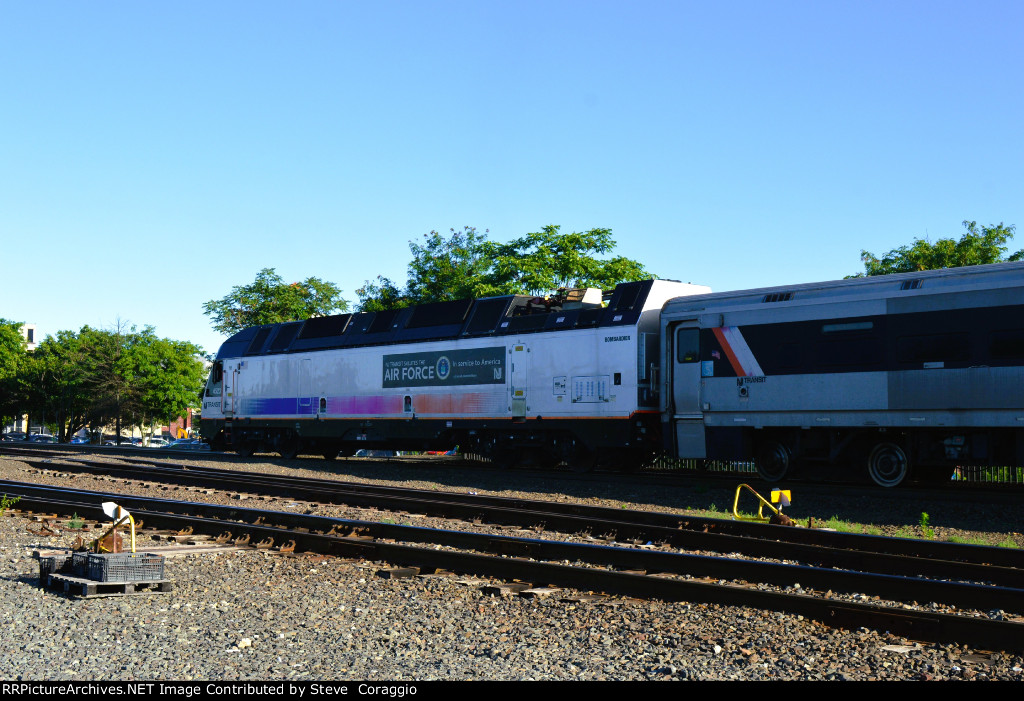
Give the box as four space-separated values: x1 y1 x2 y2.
70 436 91 445
26 434 58 443
103 437 142 447
159 438 210 451
1 432 27 442
146 438 171 448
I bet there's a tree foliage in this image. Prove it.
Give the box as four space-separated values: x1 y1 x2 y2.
203 268 348 335
4 324 206 441
857 221 1021 277
20 329 93 440
357 225 652 310
357 227 493 311
0 319 28 424
479 225 652 296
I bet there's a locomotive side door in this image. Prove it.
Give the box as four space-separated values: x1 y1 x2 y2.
222 360 237 417
298 358 312 414
509 343 528 417
669 320 706 458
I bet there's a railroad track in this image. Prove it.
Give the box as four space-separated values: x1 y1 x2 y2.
3 477 1023 651
13 453 1024 572
4 442 1023 500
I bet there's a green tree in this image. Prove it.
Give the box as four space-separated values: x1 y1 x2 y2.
355 276 411 313
479 225 652 296
77 323 138 442
203 268 348 335
21 329 93 441
0 319 28 427
857 220 1021 276
357 225 652 310
8 323 206 442
357 227 492 311
133 331 206 428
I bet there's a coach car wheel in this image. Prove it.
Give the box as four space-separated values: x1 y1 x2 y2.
755 441 791 483
236 441 256 458
867 442 909 488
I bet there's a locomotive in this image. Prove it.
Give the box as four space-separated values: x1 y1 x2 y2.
200 279 709 470
201 261 1024 487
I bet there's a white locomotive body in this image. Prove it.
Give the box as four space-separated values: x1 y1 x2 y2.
201 279 708 466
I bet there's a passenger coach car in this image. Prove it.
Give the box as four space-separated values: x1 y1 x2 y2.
661 261 1024 486
201 279 709 469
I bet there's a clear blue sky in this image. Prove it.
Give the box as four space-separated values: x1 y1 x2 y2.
2 1 1021 357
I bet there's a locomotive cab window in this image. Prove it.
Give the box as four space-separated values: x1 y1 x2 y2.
205 362 223 397
676 328 699 363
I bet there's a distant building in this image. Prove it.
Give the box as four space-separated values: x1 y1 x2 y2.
20 324 37 352
166 408 197 439
4 325 38 433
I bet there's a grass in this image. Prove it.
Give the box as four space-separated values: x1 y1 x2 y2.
67 513 85 529
822 515 869 534
0 494 20 517
919 512 935 540
818 514 1020 548
687 503 1020 548
682 503 733 520
819 514 918 539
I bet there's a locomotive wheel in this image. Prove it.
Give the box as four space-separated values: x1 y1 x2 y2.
569 451 596 473
867 442 910 487
610 448 648 473
278 435 300 460
235 441 256 458
755 441 791 482
523 448 559 469
323 448 338 461
491 448 521 469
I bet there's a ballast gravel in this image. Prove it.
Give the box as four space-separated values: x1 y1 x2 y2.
0 454 1022 681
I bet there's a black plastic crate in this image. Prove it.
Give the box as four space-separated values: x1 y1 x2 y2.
86 553 165 582
38 554 71 582
71 551 90 577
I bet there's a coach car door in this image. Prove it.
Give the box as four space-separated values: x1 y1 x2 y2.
670 320 706 458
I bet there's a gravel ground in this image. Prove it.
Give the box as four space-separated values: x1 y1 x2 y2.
1 453 1023 681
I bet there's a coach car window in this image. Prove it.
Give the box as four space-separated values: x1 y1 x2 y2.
815 338 882 368
990 329 1024 360
897 333 969 364
676 328 699 363
822 321 874 334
